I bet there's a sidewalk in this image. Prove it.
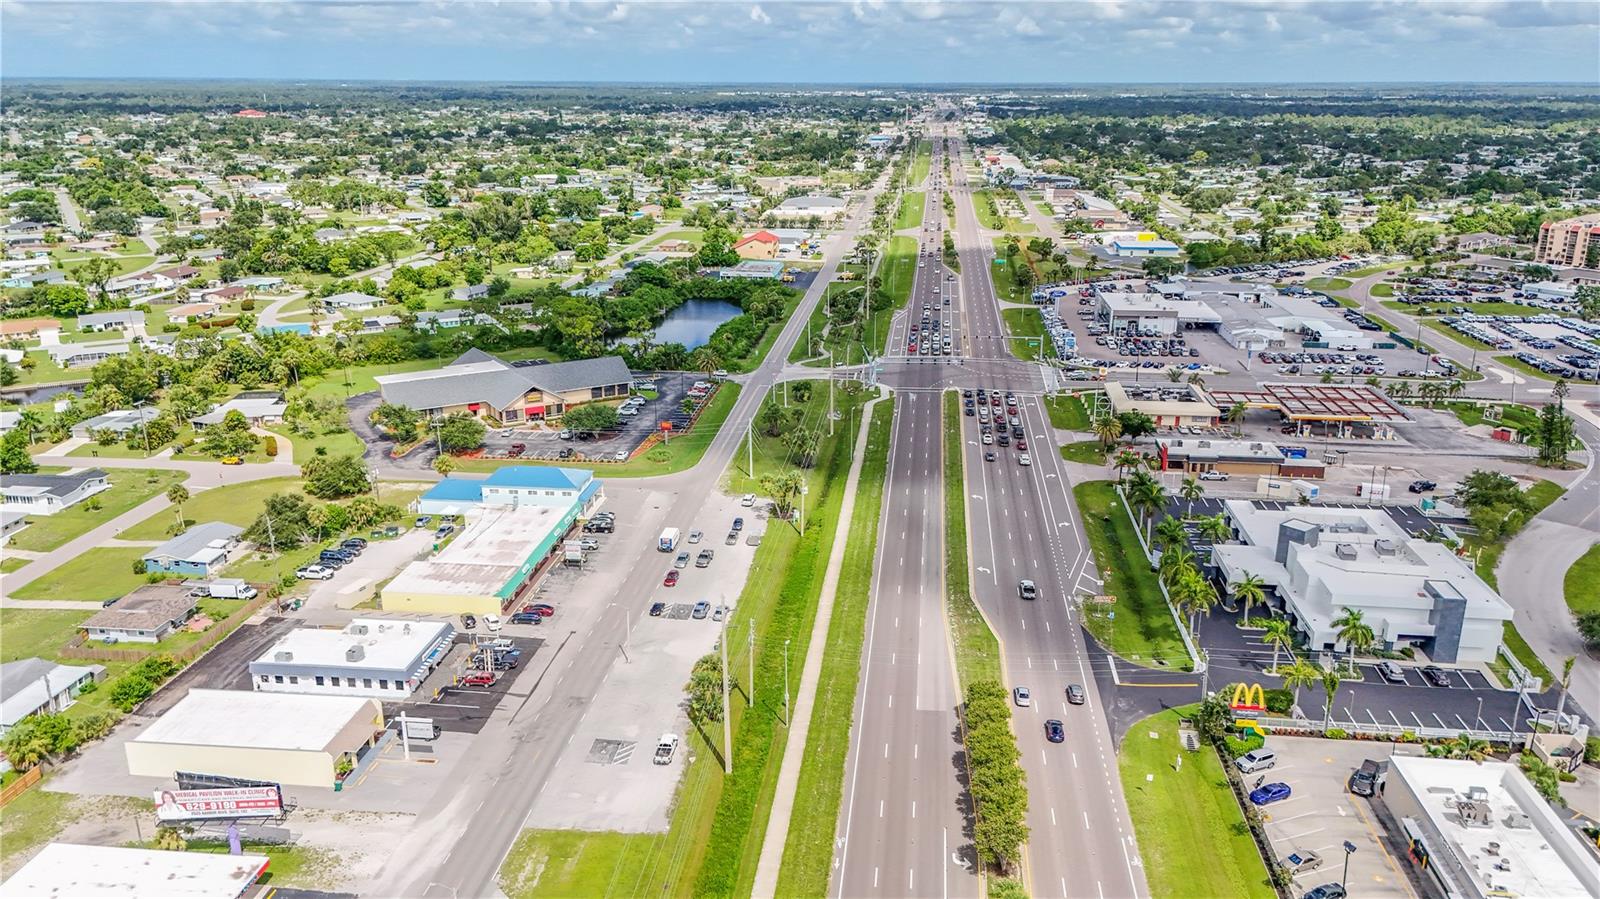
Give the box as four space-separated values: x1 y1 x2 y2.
0 491 177 593
750 391 888 898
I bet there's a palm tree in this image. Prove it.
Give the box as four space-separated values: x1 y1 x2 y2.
1321 665 1342 728
1446 379 1465 401
1165 366 1184 383
1388 380 1412 402
1434 734 1492 763
1130 479 1168 545
1154 516 1187 553
1279 657 1321 717
1188 372 1207 391
1158 546 1196 587
1197 514 1231 545
1179 476 1204 518
1332 607 1375 674
1232 572 1267 627
1226 401 1247 436
1261 618 1294 675
166 484 189 532
1176 569 1218 636
1555 656 1576 722
690 346 723 377
1113 448 1144 483
1092 414 1123 450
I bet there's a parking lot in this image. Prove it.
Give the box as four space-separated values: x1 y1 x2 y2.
388 634 545 735
1251 735 1422 899
527 489 768 833
475 372 720 463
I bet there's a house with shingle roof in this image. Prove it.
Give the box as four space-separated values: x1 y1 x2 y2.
375 350 632 425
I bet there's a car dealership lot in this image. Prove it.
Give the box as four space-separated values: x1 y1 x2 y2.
1253 736 1421 899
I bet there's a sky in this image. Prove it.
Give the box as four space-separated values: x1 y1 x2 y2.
3 0 1597 84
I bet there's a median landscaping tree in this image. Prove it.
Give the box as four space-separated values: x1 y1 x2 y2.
562 403 620 434
374 402 421 442
760 469 805 520
437 412 486 454
963 678 1029 872
685 653 729 726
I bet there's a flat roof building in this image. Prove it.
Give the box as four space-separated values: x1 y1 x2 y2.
1210 501 1512 663
249 618 455 699
382 504 581 616
1384 755 1597 899
417 466 603 517
1109 234 1182 257
125 689 384 788
1096 293 1220 335
0 843 269 899
1155 437 1313 479
1103 381 1220 428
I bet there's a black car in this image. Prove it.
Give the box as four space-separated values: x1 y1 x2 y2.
1408 480 1436 493
462 613 478 629
1348 759 1386 797
1044 720 1065 743
341 537 368 551
510 611 542 625
1301 884 1347 899
649 602 666 617
1422 665 1453 687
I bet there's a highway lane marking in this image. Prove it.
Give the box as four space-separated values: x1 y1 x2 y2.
879 800 884 818
1083 811 1091 829
1050 807 1057 826
1072 752 1078 768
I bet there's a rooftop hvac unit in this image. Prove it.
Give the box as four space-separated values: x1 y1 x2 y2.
1334 544 1358 560
349 624 369 636
1249 443 1263 451
403 623 412 635
346 645 365 663
1198 440 1211 448
1374 539 1399 556
274 651 293 663
1502 812 1533 830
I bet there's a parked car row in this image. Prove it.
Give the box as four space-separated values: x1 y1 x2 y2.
295 537 369 580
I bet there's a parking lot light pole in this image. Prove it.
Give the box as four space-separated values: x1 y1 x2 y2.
1341 841 1357 888
1476 695 1484 732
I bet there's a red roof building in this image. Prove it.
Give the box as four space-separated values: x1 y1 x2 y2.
733 230 780 260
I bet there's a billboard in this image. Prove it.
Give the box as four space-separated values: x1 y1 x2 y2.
154 786 283 822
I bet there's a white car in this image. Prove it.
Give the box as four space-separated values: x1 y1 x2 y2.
1199 471 1229 481
1018 454 1032 466
741 493 756 507
1013 686 1032 707
483 614 502 632
295 565 335 580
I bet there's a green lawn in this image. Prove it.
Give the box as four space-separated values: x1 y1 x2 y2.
775 401 893 897
1370 283 1395 297
132 840 340 889
1060 441 1109 464
880 235 918 311
1043 394 1092 431
8 548 153 602
896 192 926 230
10 351 81 387
118 476 306 540
266 424 364 461
6 469 185 552
908 140 931 186
0 778 148 875
1001 307 1056 362
499 830 673 898
1074 481 1190 668
1120 707 1275 899
945 392 1002 688
1565 542 1600 619
66 426 196 459
302 358 449 401
1446 401 1552 443
1 557 30 573
0 610 94 662
1305 276 1352 291
645 228 704 248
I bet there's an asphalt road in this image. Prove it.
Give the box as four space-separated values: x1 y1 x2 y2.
836 143 976 899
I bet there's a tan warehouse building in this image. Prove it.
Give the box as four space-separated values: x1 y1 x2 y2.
125 689 384 788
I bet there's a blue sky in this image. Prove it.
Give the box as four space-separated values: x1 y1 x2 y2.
4 1 1596 83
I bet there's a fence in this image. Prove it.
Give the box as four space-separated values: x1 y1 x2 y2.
1254 715 1521 746
1497 643 1544 693
0 766 43 807
61 593 274 663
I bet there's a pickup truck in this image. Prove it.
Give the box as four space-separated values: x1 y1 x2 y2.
653 733 680 765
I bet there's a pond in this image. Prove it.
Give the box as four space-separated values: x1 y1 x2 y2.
642 298 743 350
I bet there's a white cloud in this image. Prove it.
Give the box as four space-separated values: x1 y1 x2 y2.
750 4 770 24
1014 14 1042 36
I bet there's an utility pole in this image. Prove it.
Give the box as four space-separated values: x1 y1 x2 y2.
783 638 791 726
747 420 754 478
747 620 755 708
133 400 150 456
828 350 835 437
1199 647 1210 700
721 608 731 774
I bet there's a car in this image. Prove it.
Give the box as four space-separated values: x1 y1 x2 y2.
982 433 993 445
1249 782 1292 805
341 537 368 551
461 671 496 686
1199 470 1229 481
415 516 433 528
653 733 680 765
220 456 243 465
984 450 996 461
1018 579 1038 600
1349 759 1387 797
675 551 691 569
1377 660 1406 683
482 614 502 632
695 549 715 568
1044 720 1065 743
688 529 703 544
1409 479 1437 493
295 564 335 580
692 601 710 619
1236 748 1277 773
508 442 526 457
558 429 574 440
435 524 455 538
731 517 744 532
1422 665 1453 687
1013 686 1031 707
579 537 600 551
741 493 756 507
461 613 477 629
712 605 726 622
509 611 542 625
1066 684 1086 705
725 529 740 545
558 448 575 460
1015 439 1027 451
1282 850 1324 875
1300 884 1347 899
664 570 680 587
1018 454 1031 466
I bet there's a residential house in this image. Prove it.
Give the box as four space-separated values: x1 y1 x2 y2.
718 260 784 280
313 228 349 244
77 310 144 333
0 469 110 516
0 270 66 289
1455 232 1515 252
81 585 199 644
656 239 695 254
416 309 497 331
47 341 132 368
142 522 244 576
322 290 385 311
71 408 161 438
155 265 200 283
190 392 287 427
0 659 106 736
450 284 491 301
0 318 61 342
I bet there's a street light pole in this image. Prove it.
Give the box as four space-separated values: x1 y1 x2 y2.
1341 841 1357 889
721 608 731 775
783 638 791 726
747 620 754 708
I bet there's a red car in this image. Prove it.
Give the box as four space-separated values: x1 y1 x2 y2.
461 671 495 686
1016 439 1028 451
664 570 680 587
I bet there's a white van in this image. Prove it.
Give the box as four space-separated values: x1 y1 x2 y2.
653 734 680 765
1235 748 1277 773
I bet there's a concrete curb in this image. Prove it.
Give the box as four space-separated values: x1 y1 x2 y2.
750 390 890 899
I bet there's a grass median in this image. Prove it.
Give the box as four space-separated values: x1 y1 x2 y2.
774 400 893 897
909 141 931 185
945 391 1001 687
896 191 926 230
1120 706 1275 899
1073 481 1190 669
1042 394 1091 431
1001 307 1056 362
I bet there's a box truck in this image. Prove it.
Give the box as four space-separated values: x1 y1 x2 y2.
658 527 681 552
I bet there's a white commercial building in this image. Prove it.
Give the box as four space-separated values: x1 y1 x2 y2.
1096 293 1221 335
249 618 455 699
125 689 384 788
1210 501 1512 663
0 843 269 899
1383 755 1598 899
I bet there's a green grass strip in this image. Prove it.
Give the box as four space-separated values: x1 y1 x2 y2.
945 392 1001 686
